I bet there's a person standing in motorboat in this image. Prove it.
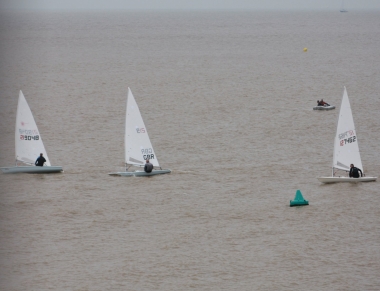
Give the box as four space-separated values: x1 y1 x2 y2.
35 153 46 167
349 164 363 178
144 159 154 173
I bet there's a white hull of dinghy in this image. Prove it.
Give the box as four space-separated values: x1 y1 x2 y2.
108 169 171 177
1 166 63 174
313 105 335 110
318 176 377 183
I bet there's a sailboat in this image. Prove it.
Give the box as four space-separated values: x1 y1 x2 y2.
340 0 348 12
318 87 376 183
1 91 63 174
108 88 171 176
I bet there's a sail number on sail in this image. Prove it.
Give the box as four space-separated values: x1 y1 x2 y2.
141 148 155 160
339 130 356 146
136 127 146 133
19 129 39 140
20 135 39 140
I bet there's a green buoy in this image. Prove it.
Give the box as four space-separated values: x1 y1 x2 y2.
290 190 309 207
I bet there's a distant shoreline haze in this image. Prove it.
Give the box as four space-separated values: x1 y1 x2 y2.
0 0 380 11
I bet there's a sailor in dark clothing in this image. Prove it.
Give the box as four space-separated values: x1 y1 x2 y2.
318 99 329 106
349 164 363 178
144 159 154 173
35 153 46 167
321 99 330 106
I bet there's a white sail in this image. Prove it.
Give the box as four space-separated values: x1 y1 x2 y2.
332 87 362 172
125 88 160 167
15 91 51 166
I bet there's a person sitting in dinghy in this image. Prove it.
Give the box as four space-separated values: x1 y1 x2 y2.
349 164 363 178
144 159 154 173
35 153 46 167
320 99 330 106
317 100 324 106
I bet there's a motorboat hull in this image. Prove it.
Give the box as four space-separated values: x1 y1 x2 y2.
108 169 171 177
313 105 335 110
1 166 63 174
318 176 377 183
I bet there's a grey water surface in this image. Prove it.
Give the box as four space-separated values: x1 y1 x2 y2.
0 10 379 290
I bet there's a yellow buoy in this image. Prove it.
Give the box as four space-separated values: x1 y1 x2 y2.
303 48 308 52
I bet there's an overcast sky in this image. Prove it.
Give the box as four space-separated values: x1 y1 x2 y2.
0 0 379 11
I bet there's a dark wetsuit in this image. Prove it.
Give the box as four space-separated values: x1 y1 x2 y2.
144 162 154 173
35 156 46 167
349 167 362 178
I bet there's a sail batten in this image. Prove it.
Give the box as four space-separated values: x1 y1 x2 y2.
17 157 35 165
128 157 145 165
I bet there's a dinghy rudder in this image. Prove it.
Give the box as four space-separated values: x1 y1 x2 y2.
290 190 309 207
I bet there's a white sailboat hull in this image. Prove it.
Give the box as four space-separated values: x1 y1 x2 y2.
2 91 62 173
318 176 377 183
110 88 170 177
108 169 171 177
313 105 335 110
1 166 63 174
318 87 375 184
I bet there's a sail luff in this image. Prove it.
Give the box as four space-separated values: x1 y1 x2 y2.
124 89 128 165
15 92 21 163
